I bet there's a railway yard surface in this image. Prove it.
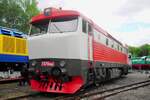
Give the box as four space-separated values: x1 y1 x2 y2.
0 70 150 100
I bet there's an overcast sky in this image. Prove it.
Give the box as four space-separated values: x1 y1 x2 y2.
37 0 150 46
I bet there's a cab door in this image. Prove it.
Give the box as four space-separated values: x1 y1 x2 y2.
87 23 93 61
82 19 93 63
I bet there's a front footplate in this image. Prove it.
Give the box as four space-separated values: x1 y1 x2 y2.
30 76 84 94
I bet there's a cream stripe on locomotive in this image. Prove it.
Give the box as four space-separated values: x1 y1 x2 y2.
28 32 89 60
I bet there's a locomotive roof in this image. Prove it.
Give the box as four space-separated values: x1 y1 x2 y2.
31 8 80 23
0 26 26 38
31 8 124 47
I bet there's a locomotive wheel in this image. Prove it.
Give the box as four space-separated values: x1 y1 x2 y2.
87 68 95 84
101 68 106 81
124 67 129 75
106 69 111 80
94 68 106 86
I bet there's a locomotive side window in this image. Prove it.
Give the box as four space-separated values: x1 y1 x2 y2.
88 23 93 35
120 47 122 52
101 34 106 45
94 29 101 40
82 19 87 33
120 46 122 52
108 39 112 48
117 45 119 51
125 48 128 54
106 38 109 46
111 41 114 48
114 42 118 50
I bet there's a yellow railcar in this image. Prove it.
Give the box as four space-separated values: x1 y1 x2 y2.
0 27 28 81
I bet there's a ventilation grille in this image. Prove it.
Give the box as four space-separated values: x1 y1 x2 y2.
16 38 26 54
0 35 28 55
2 36 15 53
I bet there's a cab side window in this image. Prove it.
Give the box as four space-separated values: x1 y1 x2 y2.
106 38 109 46
82 19 87 33
88 23 93 35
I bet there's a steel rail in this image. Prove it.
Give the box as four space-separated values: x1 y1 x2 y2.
96 82 150 100
6 79 150 100
80 79 150 100
61 79 150 100
6 93 39 100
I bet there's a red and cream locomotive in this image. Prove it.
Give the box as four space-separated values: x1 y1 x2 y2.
28 8 130 94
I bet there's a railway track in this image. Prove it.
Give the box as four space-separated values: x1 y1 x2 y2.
66 79 150 100
6 93 39 100
0 78 23 84
5 79 150 100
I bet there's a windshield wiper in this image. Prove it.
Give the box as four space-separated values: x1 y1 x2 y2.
48 20 63 33
31 33 44 36
53 24 63 33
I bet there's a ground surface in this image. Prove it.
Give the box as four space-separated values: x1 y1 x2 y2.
0 82 34 100
0 70 150 100
106 86 150 100
105 70 150 100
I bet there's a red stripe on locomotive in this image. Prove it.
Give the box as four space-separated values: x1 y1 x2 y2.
30 76 83 94
93 41 128 64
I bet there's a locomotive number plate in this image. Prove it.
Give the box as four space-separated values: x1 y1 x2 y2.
41 61 55 67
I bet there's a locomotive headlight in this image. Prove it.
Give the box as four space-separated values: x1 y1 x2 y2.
51 67 67 77
59 61 66 67
51 67 61 77
31 61 37 66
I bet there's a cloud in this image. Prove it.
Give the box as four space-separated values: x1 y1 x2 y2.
117 0 150 16
37 0 150 46
116 22 150 32
37 0 65 9
133 10 150 23
112 28 150 46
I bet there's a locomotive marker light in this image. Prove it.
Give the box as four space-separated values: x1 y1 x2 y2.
31 61 37 66
59 60 66 67
34 69 41 80
44 7 52 16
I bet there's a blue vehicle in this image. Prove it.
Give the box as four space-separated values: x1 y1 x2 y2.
0 26 28 81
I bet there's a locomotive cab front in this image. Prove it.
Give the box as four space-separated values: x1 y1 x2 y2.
28 8 89 94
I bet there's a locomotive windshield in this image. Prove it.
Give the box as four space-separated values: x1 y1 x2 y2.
30 16 78 35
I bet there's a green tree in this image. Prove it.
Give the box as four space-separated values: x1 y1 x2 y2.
139 44 150 56
0 0 39 33
17 0 39 33
129 44 150 57
129 46 140 57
